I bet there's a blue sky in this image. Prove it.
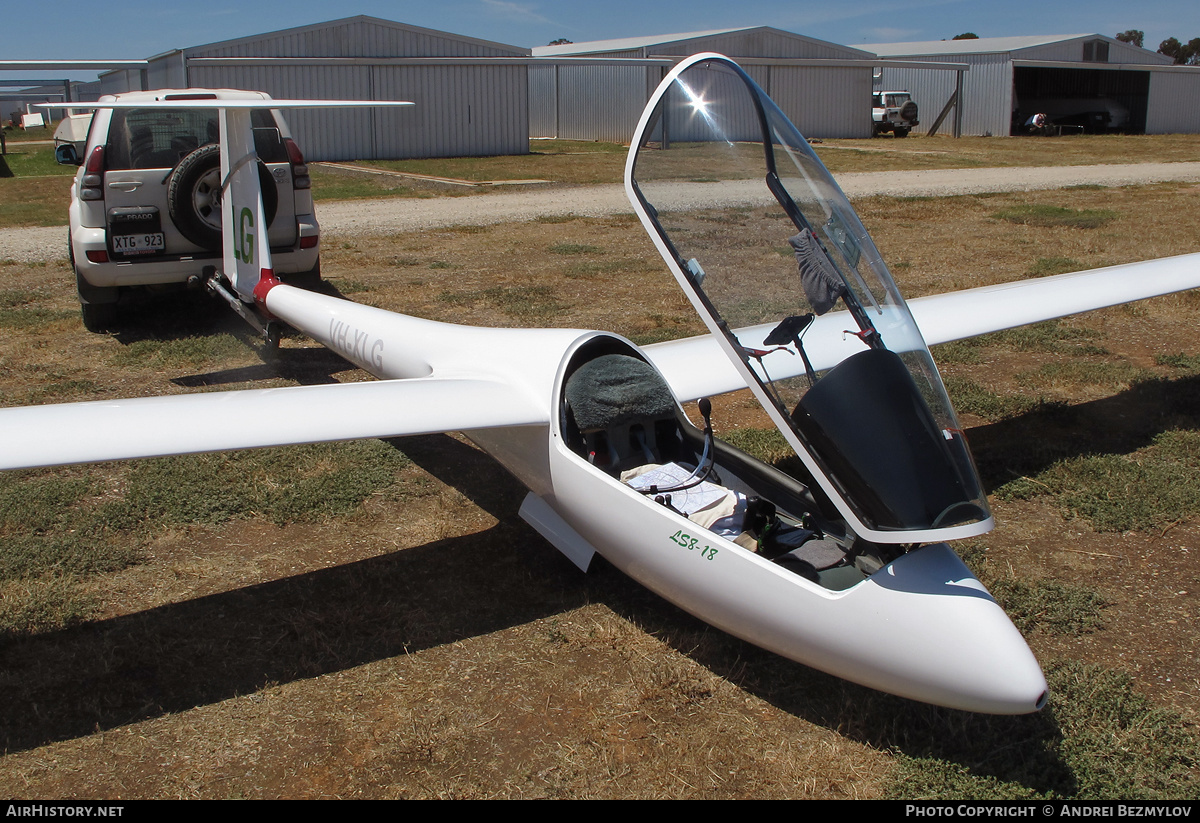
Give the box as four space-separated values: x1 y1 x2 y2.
4 0 1199 78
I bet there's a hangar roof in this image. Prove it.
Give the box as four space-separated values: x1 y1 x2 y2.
533 27 873 60
862 33 1172 64
181 15 530 58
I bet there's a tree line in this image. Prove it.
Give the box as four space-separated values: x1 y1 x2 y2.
1115 30 1200 64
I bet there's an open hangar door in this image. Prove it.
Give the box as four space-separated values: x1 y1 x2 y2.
1012 65 1149 134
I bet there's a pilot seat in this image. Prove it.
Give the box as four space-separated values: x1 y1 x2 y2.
563 353 681 473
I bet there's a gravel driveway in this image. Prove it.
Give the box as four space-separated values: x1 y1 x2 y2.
4 162 1200 263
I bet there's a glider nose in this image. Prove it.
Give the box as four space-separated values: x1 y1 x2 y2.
866 544 1049 714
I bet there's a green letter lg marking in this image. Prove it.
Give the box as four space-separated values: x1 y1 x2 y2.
235 207 254 264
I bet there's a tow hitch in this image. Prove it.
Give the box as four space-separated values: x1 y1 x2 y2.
194 266 283 348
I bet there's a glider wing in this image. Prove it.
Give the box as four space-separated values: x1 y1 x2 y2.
0 377 547 470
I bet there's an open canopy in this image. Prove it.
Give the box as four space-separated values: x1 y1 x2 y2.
626 54 992 544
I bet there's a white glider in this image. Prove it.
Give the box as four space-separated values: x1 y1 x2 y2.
9 55 1199 714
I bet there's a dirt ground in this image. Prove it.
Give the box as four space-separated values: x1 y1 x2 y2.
0 181 1198 798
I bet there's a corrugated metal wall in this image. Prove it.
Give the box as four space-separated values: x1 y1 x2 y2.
531 60 871 142
534 61 871 142
879 54 1009 136
531 64 655 142
528 64 557 138
769 65 873 138
71 80 102 101
1146 71 1200 134
661 65 760 143
146 52 186 90
187 63 376 160
128 18 532 161
372 64 528 158
186 62 528 161
98 70 139 95
529 29 873 142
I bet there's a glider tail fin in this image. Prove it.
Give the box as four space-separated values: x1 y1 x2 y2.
218 108 277 305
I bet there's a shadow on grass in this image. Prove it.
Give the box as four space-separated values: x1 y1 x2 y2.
967 373 1200 493
596 574 1200 799
106 276 348 346
401 436 1091 796
170 347 356 388
5 389 1195 794
0 437 588 754
100 278 361 385
2 487 1079 796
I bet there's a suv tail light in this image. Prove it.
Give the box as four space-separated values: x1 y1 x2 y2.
80 145 105 201
284 138 310 189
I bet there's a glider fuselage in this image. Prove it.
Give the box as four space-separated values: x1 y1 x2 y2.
260 282 1048 714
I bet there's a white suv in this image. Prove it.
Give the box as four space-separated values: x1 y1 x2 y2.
871 91 919 138
57 89 320 331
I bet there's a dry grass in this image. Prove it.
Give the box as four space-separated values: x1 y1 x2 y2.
5 134 1200 229
856 182 1200 297
321 214 697 342
350 134 1200 184
0 174 1199 797
363 138 630 186
813 133 1200 173
2 122 59 143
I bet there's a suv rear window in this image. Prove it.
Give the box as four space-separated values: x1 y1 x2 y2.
105 108 285 170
